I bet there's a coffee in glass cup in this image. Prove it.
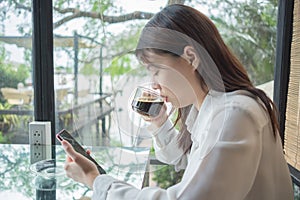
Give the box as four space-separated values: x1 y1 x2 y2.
131 86 164 117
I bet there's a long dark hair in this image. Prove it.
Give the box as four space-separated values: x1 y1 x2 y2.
136 4 279 153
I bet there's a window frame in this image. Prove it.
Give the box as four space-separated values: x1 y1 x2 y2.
273 0 300 186
32 0 56 156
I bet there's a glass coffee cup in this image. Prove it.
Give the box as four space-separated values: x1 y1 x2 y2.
131 86 164 117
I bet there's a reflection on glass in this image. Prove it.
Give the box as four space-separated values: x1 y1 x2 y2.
30 159 65 179
93 146 150 188
0 144 150 199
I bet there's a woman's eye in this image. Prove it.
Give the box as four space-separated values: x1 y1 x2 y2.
147 64 162 76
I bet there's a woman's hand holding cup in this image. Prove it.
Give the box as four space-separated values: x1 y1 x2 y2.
131 86 168 128
142 103 168 128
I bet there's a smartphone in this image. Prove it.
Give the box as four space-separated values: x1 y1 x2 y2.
56 129 106 174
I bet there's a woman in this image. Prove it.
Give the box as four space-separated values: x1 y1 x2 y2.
60 4 293 199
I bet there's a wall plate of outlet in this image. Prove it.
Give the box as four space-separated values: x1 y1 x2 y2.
29 121 52 164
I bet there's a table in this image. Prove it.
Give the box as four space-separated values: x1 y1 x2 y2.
0 144 150 200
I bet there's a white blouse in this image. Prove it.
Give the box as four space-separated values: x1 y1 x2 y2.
92 90 294 200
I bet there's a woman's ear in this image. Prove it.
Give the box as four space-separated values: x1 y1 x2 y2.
182 46 200 70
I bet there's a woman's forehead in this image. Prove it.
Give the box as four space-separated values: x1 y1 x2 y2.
141 50 174 63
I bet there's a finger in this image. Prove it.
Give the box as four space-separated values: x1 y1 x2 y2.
66 155 73 162
142 115 152 121
61 140 80 161
86 149 91 155
61 140 93 167
64 162 76 178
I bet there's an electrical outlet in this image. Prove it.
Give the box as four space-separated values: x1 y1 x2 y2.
29 121 52 164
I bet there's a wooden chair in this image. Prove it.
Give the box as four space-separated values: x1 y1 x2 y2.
0 87 32 105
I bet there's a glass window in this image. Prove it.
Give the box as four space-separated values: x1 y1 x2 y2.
0 1 292 199
0 0 33 144
0 1 278 144
194 1 277 99
52 0 166 147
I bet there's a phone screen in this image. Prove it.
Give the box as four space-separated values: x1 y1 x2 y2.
56 129 106 174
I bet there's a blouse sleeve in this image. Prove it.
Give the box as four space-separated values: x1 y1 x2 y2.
92 105 265 200
148 119 188 171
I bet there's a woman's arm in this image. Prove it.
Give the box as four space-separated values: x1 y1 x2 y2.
92 104 266 200
150 119 188 171
142 104 188 170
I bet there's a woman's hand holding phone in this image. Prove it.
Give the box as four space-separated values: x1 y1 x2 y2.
61 140 100 189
